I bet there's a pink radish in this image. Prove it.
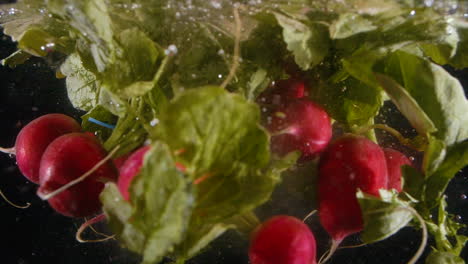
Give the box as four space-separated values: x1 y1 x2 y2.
117 145 151 201
117 145 187 201
258 79 307 107
0 113 81 183
267 98 332 162
37 133 118 217
249 215 317 264
383 148 412 192
317 134 388 262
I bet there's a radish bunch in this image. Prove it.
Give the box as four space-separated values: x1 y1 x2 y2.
259 79 332 162
2 113 118 217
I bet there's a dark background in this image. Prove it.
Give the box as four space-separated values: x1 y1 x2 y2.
0 3 467 264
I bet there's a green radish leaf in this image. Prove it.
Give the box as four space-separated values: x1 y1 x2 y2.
329 13 377 39
401 165 425 201
1 50 31 68
357 189 413 244
60 53 99 111
273 11 330 70
424 141 468 207
375 73 437 136
421 17 468 69
245 68 270 102
176 222 232 260
154 86 282 256
382 52 468 148
131 142 194 264
101 28 160 98
313 76 383 128
102 142 194 264
156 86 277 223
426 251 465 264
103 106 147 157
100 183 146 253
81 105 117 141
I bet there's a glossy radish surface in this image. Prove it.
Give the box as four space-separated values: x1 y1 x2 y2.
318 135 388 243
117 145 151 201
383 148 412 192
37 133 118 217
267 98 332 162
249 215 317 264
13 113 81 183
258 79 307 107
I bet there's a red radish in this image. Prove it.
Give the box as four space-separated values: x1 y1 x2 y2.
317 135 388 262
37 133 118 217
258 79 307 107
117 145 151 201
117 145 187 201
383 148 412 192
113 153 131 171
267 98 332 162
249 215 317 264
0 114 81 183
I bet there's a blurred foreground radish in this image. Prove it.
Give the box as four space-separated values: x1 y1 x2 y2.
249 215 317 264
268 98 332 162
318 135 388 262
0 114 81 183
37 133 118 217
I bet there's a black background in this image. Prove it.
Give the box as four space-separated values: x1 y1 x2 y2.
0 2 467 264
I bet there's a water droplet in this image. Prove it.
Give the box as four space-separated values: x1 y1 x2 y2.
424 0 434 7
218 74 223 79
217 49 225 55
409 156 415 161
150 118 159 126
455 215 462 222
164 44 178 55
460 194 467 200
210 0 222 9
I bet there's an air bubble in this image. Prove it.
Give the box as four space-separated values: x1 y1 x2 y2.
409 156 415 161
164 44 178 55
460 194 467 200
455 215 462 222
210 0 222 9
218 74 223 79
150 118 159 126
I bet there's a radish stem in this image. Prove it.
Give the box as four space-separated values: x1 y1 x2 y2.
220 5 242 89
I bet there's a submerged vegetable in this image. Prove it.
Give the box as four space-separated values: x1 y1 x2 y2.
2 114 81 183
1 0 468 263
318 135 388 243
249 215 317 264
37 133 118 217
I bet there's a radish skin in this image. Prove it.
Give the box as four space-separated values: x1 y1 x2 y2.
8 114 81 183
117 145 151 201
249 215 317 264
383 148 412 192
37 133 118 217
268 98 332 162
318 134 388 261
